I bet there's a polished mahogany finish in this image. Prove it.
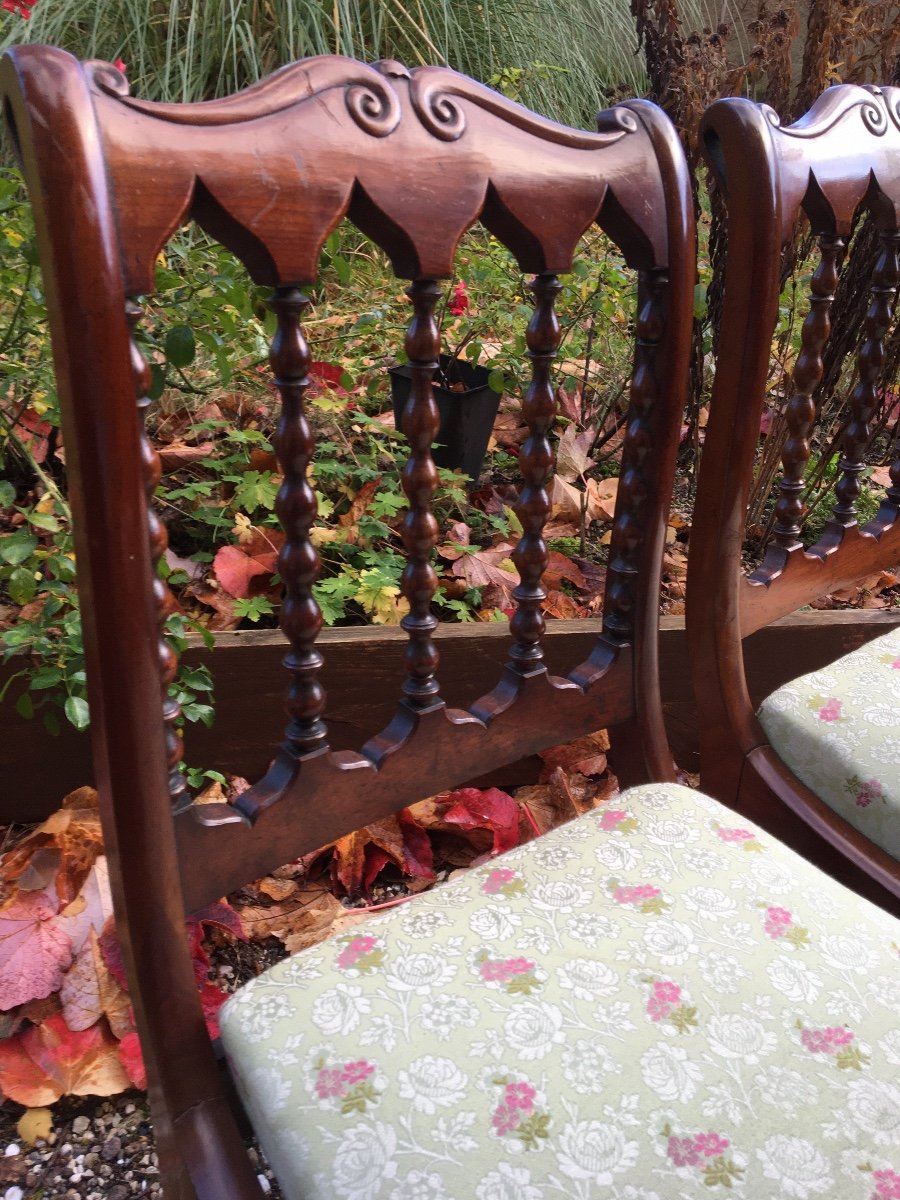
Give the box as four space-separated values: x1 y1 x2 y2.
688 85 900 914
1 46 693 1199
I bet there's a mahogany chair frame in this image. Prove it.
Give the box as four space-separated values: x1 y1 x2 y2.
687 85 900 915
2 47 693 1199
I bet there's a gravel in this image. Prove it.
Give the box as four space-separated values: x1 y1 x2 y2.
0 1093 282 1199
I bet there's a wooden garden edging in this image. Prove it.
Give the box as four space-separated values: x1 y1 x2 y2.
2 609 897 823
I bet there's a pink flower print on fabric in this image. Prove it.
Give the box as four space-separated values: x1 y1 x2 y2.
315 1059 375 1101
667 1130 730 1168
872 1168 900 1199
801 1026 855 1055
716 827 755 843
855 778 884 809
613 883 661 905
647 980 682 1021
315 1067 346 1099
490 1080 547 1146
482 868 520 896
817 697 843 722
599 809 628 830
481 957 535 984
505 1082 536 1109
335 934 382 972
764 906 793 938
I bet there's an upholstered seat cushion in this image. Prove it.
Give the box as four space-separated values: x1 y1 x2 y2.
220 783 900 1200
757 626 900 859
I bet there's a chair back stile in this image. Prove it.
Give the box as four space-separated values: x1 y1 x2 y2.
688 86 900 909
2 46 694 1200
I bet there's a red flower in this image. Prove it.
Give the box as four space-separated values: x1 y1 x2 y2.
2 0 36 16
114 58 127 75
449 280 469 316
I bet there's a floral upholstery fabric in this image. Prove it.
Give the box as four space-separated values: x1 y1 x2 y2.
220 783 900 1200
757 626 900 860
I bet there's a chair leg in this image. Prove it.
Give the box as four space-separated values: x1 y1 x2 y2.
149 1087 200 1200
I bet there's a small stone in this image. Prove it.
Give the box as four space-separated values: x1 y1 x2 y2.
5 1187 24 1200
257 1174 271 1194
108 1186 129 1200
101 1138 122 1162
72 1117 91 1135
3 1147 18 1158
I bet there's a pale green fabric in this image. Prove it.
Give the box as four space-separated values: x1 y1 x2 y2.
220 783 900 1200
758 626 900 860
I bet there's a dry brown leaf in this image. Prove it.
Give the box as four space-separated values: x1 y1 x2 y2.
257 877 298 902
538 731 610 781
587 476 619 523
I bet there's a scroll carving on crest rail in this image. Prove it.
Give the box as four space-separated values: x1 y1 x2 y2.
762 85 900 139
85 52 666 291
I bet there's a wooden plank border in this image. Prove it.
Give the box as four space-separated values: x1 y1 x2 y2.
2 610 897 822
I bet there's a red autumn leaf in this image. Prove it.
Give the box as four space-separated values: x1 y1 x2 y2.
0 1014 130 1104
98 917 128 991
0 1026 61 1106
14 407 51 464
329 810 434 897
0 890 73 1010
213 543 278 599
439 787 520 855
308 361 348 396
118 1030 146 1090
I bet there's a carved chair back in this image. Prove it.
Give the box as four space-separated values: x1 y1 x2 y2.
687 86 900 910
2 46 693 1198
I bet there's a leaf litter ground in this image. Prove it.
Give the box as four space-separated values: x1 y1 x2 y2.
0 733 628 1196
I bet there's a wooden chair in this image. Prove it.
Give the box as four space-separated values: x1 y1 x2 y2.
688 86 900 915
5 49 900 1200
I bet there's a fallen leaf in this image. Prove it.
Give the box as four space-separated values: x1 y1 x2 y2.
0 890 73 1010
329 810 434 897
57 856 113 957
16 1106 53 1146
256 877 298 902
118 1031 146 1090
213 543 278 599
549 474 583 521
439 787 520 855
59 929 132 1037
0 1015 130 1104
586 476 619 523
538 731 610 780
157 440 215 471
556 423 595 482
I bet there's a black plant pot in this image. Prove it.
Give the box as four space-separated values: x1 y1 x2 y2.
389 354 500 483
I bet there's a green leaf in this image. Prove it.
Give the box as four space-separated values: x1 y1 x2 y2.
64 695 90 730
15 691 33 720
0 481 15 508
488 369 505 395
8 566 37 606
26 510 60 532
148 363 167 400
165 325 196 368
0 533 37 566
